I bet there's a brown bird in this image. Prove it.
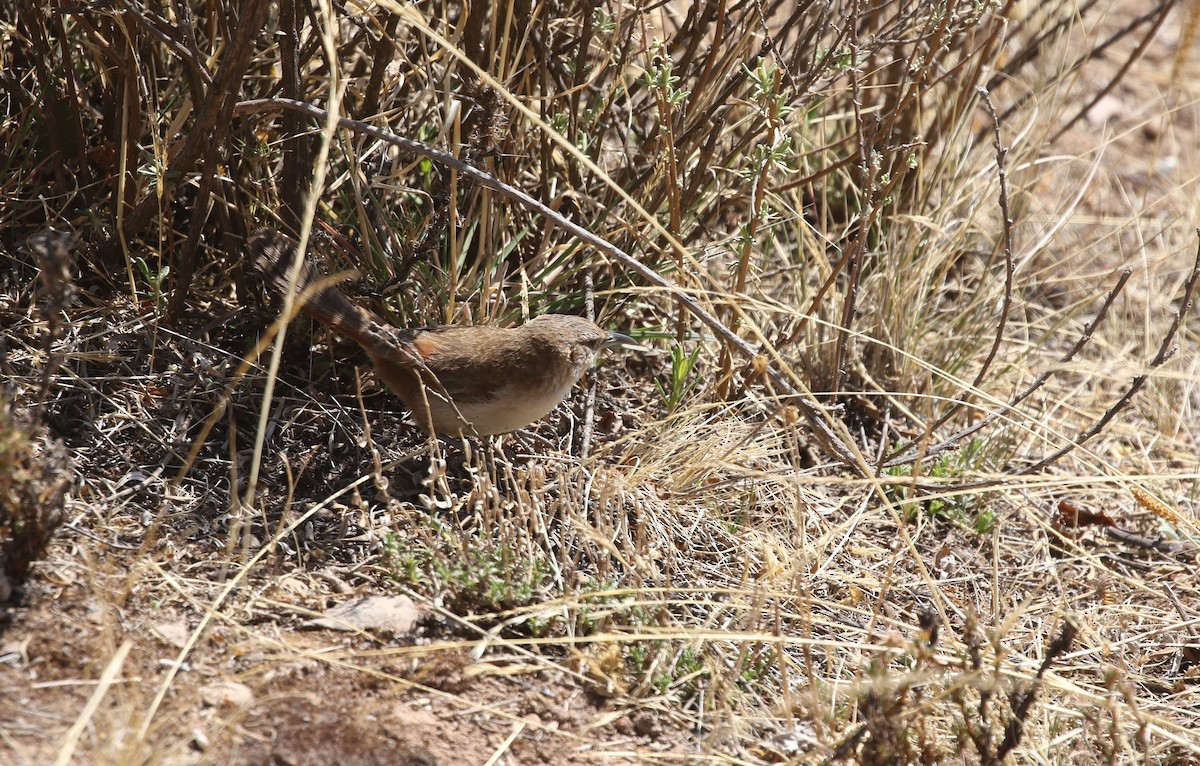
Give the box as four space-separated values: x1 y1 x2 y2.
249 229 632 436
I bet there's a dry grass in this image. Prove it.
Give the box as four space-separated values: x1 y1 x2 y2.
2 0 1199 763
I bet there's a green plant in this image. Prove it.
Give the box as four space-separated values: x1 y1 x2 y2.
380 524 546 615
883 439 997 534
133 256 170 313
656 344 702 416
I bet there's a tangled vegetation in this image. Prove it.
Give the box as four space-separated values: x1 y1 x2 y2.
2 0 1198 763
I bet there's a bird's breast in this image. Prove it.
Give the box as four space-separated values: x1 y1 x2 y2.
448 377 578 436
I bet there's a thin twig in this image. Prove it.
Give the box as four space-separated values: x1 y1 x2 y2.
994 618 1077 761
887 267 1131 469
993 0 1174 134
118 0 213 88
918 231 1200 491
831 1 871 398
233 97 862 469
1049 0 1174 144
999 238 1199 479
580 270 596 460
110 0 271 246
926 88 1014 435
883 87 1016 465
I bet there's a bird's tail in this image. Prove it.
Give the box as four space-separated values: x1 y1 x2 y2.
248 228 383 347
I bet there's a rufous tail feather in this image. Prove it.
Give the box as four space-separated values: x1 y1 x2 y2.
248 228 382 348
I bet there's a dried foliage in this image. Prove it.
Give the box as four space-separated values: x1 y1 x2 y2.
1 0 1199 764
1 0 1180 467
0 403 70 604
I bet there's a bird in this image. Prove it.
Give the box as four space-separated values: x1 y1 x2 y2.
249 229 633 436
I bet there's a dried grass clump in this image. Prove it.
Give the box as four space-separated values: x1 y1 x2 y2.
2 0 1199 763
2 0 1178 474
0 230 77 605
0 403 71 603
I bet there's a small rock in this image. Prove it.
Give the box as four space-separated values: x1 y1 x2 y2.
151 620 191 649
310 595 420 635
200 680 254 709
1084 94 1124 125
190 728 210 751
275 575 312 596
1155 156 1178 175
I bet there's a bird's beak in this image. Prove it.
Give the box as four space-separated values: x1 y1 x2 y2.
603 331 639 350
